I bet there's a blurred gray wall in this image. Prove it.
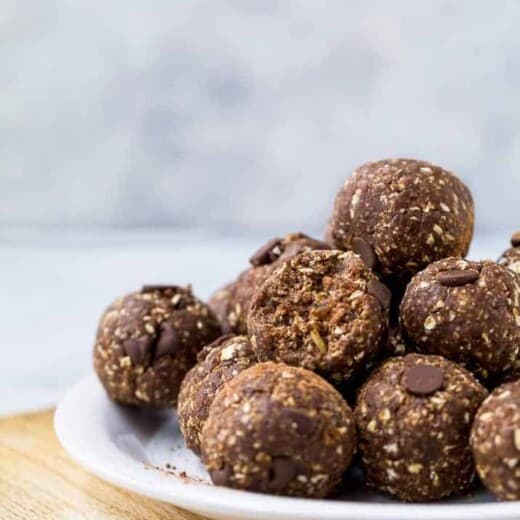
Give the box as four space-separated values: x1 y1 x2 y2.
2 0 519 235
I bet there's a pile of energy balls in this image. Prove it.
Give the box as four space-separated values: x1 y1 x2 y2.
93 159 520 503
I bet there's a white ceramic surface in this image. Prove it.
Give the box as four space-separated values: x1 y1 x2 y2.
55 374 520 520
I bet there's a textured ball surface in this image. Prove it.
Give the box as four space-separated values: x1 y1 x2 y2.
93 285 222 407
471 380 520 501
328 158 474 278
400 258 520 382
355 354 487 502
178 335 257 454
201 362 356 498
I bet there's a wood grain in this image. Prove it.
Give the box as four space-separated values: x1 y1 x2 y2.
0 410 207 520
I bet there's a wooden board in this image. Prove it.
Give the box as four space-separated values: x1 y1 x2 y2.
0 410 207 519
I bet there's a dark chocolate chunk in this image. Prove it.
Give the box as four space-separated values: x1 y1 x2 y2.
210 465 231 486
155 324 181 358
284 409 315 436
511 231 520 248
351 237 377 270
403 364 444 396
123 336 153 365
437 269 479 287
141 285 182 293
367 279 391 309
269 456 298 490
249 238 283 267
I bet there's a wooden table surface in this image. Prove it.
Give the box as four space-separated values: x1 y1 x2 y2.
0 410 208 520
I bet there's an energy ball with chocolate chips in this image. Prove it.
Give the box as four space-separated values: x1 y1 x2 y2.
209 233 330 334
93 285 222 407
400 258 520 382
498 231 520 275
327 159 474 279
355 354 487 502
248 250 390 384
471 380 520 500
201 362 356 498
177 335 257 455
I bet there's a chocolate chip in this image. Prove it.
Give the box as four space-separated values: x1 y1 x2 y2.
210 465 231 486
284 409 315 436
403 365 444 396
268 456 298 490
249 238 283 267
511 231 520 248
352 237 377 270
367 279 391 310
155 324 181 358
437 269 479 287
123 336 153 365
141 285 182 293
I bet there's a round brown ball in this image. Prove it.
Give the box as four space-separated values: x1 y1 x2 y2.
327 158 474 278
498 231 520 276
201 362 356 498
208 232 330 334
93 285 222 407
248 250 390 384
400 258 520 382
178 335 257 454
355 353 487 502
471 380 520 500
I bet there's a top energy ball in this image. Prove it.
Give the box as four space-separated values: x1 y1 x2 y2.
327 159 474 278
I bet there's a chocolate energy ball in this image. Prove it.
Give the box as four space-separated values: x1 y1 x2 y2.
327 159 474 279
355 354 488 502
471 380 520 500
400 258 520 382
93 285 222 407
208 233 330 334
248 250 390 384
498 231 520 275
177 335 257 454
201 362 356 498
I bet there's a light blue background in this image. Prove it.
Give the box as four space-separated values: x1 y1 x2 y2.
2 0 519 235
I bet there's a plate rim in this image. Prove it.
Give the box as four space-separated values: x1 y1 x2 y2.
55 374 520 520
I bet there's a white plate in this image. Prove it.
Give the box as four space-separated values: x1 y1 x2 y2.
55 374 520 520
